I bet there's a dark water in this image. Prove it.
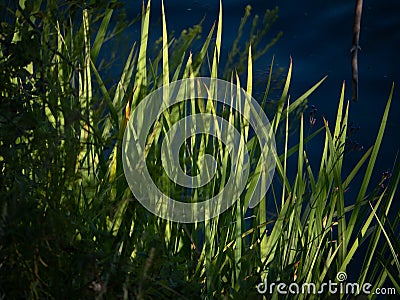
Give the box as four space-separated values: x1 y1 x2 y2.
268 0 400 174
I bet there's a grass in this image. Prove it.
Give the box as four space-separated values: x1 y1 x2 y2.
0 0 399 299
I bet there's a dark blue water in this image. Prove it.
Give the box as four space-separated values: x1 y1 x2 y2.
268 0 400 175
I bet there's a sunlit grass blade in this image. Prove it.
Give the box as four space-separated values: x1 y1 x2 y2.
91 8 113 63
161 0 169 86
281 75 327 122
272 57 292 132
132 0 151 109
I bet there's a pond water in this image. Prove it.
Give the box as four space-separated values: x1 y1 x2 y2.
268 0 400 175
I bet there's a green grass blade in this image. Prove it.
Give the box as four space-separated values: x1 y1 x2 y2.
369 201 400 272
272 57 292 132
281 76 327 122
343 146 373 188
91 8 113 63
345 83 394 268
161 0 169 86
132 0 151 108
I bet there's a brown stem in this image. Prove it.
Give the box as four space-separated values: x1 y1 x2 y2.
351 0 363 101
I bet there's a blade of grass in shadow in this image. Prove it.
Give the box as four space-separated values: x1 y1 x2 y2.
359 158 400 286
369 201 400 272
339 188 385 275
376 252 400 292
342 83 394 272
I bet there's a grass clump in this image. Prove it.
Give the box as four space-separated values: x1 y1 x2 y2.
0 0 399 299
